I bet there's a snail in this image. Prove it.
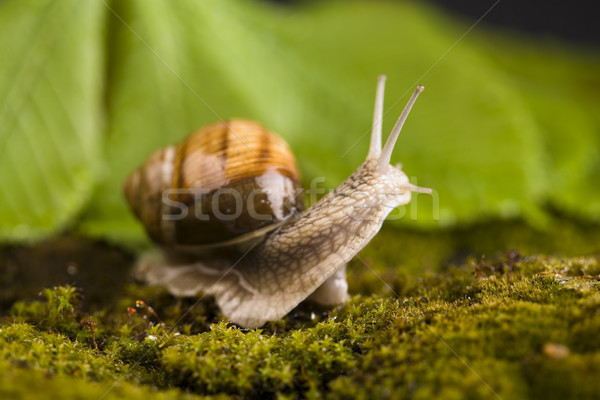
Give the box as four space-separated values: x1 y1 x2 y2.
126 76 431 328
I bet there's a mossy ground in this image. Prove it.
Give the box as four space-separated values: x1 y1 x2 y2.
1 217 600 399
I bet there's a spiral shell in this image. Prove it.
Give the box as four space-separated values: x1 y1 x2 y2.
124 120 304 249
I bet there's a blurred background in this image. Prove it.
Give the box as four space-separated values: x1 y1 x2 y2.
430 0 600 46
0 0 599 301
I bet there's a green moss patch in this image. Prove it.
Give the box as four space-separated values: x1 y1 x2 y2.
2 239 600 399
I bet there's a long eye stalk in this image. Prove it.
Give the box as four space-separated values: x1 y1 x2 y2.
378 85 424 167
367 75 387 160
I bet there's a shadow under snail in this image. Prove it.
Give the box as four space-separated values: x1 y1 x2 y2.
125 76 431 328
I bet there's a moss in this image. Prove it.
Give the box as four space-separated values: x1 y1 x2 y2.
0 360 212 400
0 323 141 383
1 220 600 398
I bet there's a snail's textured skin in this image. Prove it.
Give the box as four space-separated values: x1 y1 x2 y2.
134 78 429 328
139 161 414 328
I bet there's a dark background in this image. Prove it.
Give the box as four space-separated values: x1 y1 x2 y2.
267 0 600 47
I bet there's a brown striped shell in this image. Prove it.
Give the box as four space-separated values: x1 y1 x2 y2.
124 120 304 251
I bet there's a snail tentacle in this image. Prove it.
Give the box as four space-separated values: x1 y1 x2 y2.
367 75 387 160
378 85 424 167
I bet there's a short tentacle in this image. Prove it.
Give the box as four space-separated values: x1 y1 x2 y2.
404 183 432 195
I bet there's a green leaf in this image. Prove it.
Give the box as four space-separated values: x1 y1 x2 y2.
0 0 104 242
5 0 597 244
470 33 600 221
271 1 550 228
79 0 376 244
82 0 550 245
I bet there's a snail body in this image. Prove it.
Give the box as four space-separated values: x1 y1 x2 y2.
129 76 430 328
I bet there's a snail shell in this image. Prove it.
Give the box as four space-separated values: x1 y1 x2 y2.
131 76 431 328
124 120 304 251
